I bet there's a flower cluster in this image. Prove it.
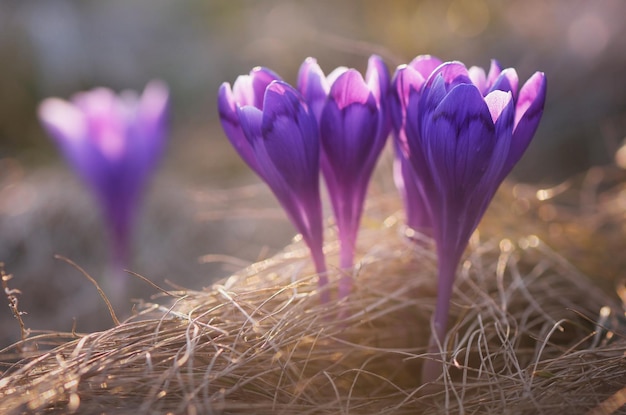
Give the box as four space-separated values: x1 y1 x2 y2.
219 56 546 381
390 56 547 381
219 57 546 311
219 57 390 300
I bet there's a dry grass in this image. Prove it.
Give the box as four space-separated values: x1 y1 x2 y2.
1 171 626 415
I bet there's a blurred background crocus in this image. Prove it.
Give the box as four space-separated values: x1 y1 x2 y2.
38 80 169 303
298 55 390 299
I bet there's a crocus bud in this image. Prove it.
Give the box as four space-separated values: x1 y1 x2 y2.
399 61 547 382
390 55 443 234
298 55 391 299
38 81 169 298
218 78 328 301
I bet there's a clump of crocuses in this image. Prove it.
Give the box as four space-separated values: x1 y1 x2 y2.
391 58 547 382
298 55 390 298
219 56 391 302
218 56 547 384
38 81 169 299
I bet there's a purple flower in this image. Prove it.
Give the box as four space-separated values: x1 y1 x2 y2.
298 55 391 299
390 55 443 234
218 78 328 300
399 61 547 381
38 81 169 295
217 67 282 179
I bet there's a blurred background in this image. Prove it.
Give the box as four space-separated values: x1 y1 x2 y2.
1 0 625 345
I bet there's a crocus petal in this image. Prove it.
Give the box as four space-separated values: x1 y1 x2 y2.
468 66 487 92
130 81 169 176
366 54 390 104
238 82 320 222
419 63 472 126
469 60 511 96
391 65 427 155
251 67 283 108
260 81 320 195
238 103 304 227
367 55 392 141
409 55 443 79
392 57 440 144
470 90 515 228
326 66 349 85
38 98 87 146
329 69 371 110
489 68 519 98
231 75 255 106
297 57 330 121
422 83 496 196
232 67 282 108
236 105 264 146
514 71 547 128
502 71 547 178
139 80 169 125
38 98 100 188
428 61 471 89
74 88 127 161
484 89 513 123
218 82 264 178
485 60 502 88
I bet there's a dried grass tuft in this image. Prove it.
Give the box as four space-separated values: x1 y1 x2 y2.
1 174 626 415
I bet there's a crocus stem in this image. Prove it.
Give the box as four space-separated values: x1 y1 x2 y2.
421 250 461 384
310 246 330 303
104 225 131 311
338 233 355 300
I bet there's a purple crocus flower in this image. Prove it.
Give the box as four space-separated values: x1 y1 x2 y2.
218 77 328 301
399 61 547 382
38 81 169 298
298 55 391 299
390 55 443 234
